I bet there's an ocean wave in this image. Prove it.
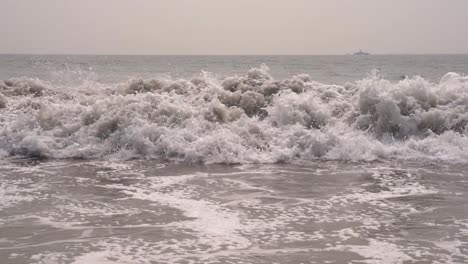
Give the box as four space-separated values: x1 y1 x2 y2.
0 65 467 163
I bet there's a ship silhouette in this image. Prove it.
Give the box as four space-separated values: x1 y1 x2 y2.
353 49 370 55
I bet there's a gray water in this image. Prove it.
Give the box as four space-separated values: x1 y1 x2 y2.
1 159 467 263
2 54 468 84
1 55 468 263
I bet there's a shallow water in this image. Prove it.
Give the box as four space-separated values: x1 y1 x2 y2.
0 159 467 263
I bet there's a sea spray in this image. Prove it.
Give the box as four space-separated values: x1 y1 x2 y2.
0 66 467 163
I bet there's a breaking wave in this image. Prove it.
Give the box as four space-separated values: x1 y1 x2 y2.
0 65 467 164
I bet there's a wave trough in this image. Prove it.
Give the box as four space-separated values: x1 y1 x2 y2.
1 65 467 164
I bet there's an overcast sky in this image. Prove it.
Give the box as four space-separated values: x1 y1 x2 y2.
1 0 467 55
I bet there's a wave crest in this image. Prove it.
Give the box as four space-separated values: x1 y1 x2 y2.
0 66 467 163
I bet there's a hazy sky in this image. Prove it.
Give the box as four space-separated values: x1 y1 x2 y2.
1 0 468 55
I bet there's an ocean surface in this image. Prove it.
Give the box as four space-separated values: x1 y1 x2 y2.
0 55 468 263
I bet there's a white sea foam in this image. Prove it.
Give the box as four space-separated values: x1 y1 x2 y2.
0 66 467 164
329 239 415 264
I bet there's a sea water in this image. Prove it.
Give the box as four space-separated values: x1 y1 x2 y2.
0 55 467 263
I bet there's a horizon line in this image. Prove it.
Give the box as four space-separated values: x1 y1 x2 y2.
1 53 468 56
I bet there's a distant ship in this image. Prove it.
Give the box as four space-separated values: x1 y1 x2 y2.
353 50 370 55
